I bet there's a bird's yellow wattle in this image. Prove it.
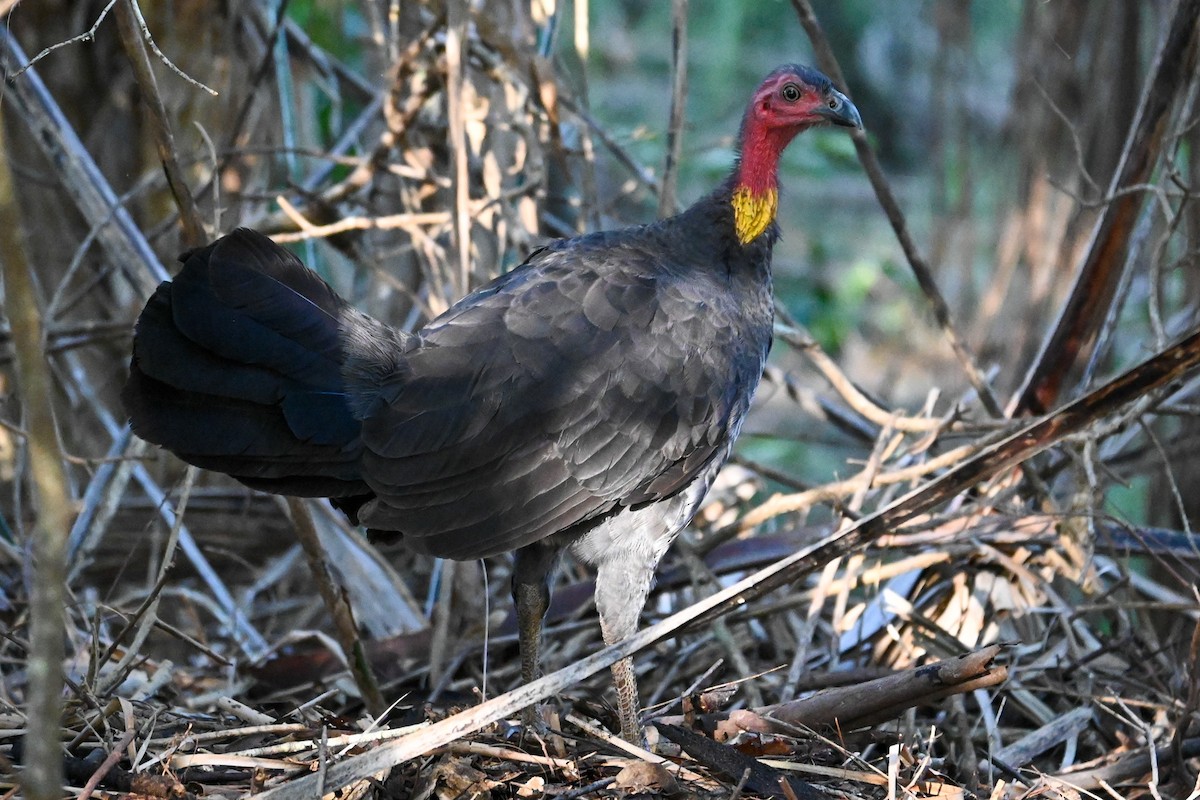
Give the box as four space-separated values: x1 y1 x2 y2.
731 186 778 244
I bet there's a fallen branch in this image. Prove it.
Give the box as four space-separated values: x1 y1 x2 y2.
658 646 1006 739
1048 737 1200 791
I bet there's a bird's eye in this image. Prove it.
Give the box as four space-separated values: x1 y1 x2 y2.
781 83 801 102
828 97 840 110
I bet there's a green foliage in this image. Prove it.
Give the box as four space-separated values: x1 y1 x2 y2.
782 257 892 353
286 0 367 64
1107 474 1150 527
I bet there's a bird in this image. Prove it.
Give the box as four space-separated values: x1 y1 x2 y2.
122 64 861 743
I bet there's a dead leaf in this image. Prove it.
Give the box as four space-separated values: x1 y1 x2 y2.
612 761 679 794
516 775 545 797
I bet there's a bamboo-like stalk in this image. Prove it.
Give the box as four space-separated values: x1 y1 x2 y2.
0 107 71 800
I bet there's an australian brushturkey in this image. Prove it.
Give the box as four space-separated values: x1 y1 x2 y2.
123 64 861 742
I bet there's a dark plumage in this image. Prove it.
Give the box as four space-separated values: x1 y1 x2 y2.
123 64 861 742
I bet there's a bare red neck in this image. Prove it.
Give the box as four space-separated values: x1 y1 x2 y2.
734 119 801 196
730 114 803 244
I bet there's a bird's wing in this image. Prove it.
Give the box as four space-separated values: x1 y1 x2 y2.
354 241 750 559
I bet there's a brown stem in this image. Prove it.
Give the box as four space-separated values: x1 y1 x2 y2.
114 0 206 248
658 0 689 218
445 0 471 297
286 497 386 717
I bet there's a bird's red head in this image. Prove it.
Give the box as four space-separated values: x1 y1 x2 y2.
733 64 861 244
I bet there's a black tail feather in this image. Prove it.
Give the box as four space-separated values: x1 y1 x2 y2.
123 229 370 498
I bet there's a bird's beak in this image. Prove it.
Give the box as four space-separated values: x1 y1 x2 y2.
818 89 862 129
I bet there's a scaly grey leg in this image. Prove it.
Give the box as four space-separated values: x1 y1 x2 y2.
512 543 560 731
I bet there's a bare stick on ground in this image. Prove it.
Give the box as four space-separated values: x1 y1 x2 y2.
670 645 1009 739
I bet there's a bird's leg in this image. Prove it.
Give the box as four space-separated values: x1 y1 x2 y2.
609 655 642 746
514 581 547 686
511 543 561 731
593 536 672 745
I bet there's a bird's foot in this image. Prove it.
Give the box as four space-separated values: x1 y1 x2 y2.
618 716 647 749
521 703 548 734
